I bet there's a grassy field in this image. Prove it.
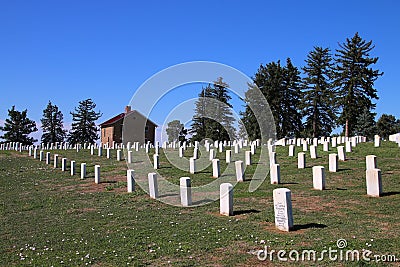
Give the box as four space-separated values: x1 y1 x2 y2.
0 141 399 266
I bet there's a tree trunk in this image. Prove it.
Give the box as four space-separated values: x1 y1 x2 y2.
345 120 349 137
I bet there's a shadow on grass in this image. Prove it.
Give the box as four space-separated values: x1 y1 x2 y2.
101 180 118 184
292 223 327 231
280 182 299 185
381 191 400 197
234 209 261 216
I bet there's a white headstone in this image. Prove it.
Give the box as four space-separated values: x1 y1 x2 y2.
209 149 215 161
81 163 86 179
106 148 111 159
250 144 256 155
298 152 306 169
61 158 67 171
337 146 346 161
273 188 294 232
148 173 158 198
235 161 244 182
302 142 308 152
245 151 252 166
180 177 192 207
128 150 133 164
117 149 122 161
212 159 220 178
220 183 233 216
53 154 58 168
312 166 326 190
366 155 377 170
40 151 44 161
225 150 232 163
127 169 135 192
310 145 317 159
366 169 382 197
193 148 198 159
179 147 184 158
95 165 100 184
189 157 196 174
288 145 295 157
374 135 380 147
332 137 337 147
70 160 75 176
270 164 280 184
153 154 159 169
234 144 240 154
345 141 352 153
323 142 329 152
329 154 338 172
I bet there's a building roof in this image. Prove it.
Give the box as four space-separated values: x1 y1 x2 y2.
99 110 158 127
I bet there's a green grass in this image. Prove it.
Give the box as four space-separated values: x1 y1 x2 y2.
0 141 399 266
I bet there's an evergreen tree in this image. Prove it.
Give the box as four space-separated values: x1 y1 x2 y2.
281 58 303 137
208 77 236 141
242 59 302 139
334 32 383 137
41 101 66 144
67 99 102 145
376 114 400 139
166 120 184 142
354 107 376 140
190 84 213 142
190 78 236 141
0 106 37 145
302 47 336 137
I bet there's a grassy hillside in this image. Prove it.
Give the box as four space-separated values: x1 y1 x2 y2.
0 141 399 266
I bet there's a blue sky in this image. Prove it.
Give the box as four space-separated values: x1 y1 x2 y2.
0 0 399 141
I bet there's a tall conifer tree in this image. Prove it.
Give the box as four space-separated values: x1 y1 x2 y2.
334 32 383 137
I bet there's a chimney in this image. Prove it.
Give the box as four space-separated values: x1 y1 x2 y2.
125 105 131 113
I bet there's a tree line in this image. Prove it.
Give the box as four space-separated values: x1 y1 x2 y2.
0 99 102 145
166 33 400 142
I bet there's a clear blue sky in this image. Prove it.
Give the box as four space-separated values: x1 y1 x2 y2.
1 0 399 141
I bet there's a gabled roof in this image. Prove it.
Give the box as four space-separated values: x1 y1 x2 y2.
99 110 158 127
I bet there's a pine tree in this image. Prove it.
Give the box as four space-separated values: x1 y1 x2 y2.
376 114 400 139
334 32 383 137
67 99 102 145
354 107 376 140
190 78 236 141
0 106 37 145
41 101 66 144
208 77 236 141
190 84 213 142
281 58 303 137
302 47 337 137
166 120 184 142
242 60 302 139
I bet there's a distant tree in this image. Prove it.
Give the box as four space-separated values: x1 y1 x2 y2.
67 99 102 145
354 107 376 140
281 58 303 137
41 101 66 144
0 106 37 145
190 78 236 141
334 32 383 137
208 77 236 141
302 47 337 137
376 114 400 139
190 84 213 142
166 120 184 142
242 59 302 139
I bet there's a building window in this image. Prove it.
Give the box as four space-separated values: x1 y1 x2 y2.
145 126 149 133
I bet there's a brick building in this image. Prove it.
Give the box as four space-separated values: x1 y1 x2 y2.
99 106 157 145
